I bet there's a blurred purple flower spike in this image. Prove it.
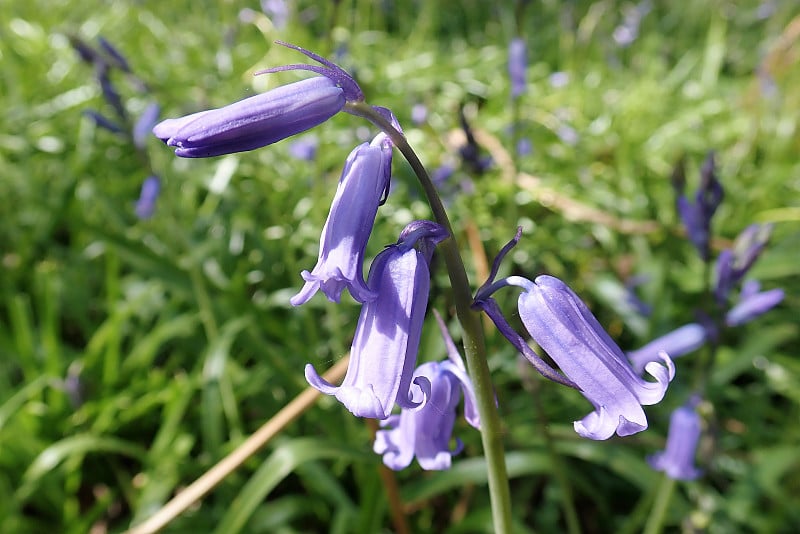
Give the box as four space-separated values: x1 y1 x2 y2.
674 152 724 261
508 37 527 99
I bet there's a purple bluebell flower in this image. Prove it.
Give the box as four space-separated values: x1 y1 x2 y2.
69 35 102 65
628 323 707 374
515 275 674 439
714 223 773 304
287 134 319 161
153 42 362 158
135 176 161 219
411 103 428 126
132 102 160 150
260 0 289 30
623 275 653 317
305 221 448 419
508 37 527 99
432 163 455 188
458 107 492 174
473 229 674 440
516 137 533 157
549 71 570 88
556 124 579 146
612 1 651 47
291 133 393 305
98 36 132 73
725 280 784 326
648 399 703 481
373 311 480 470
97 64 127 119
83 110 123 134
674 152 724 262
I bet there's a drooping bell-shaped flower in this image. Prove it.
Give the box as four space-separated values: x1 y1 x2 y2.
473 228 674 440
305 221 448 419
374 311 480 471
153 42 363 158
648 399 703 481
515 275 675 440
725 280 784 326
291 133 392 305
628 323 708 374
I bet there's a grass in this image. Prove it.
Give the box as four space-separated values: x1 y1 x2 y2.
1 0 799 532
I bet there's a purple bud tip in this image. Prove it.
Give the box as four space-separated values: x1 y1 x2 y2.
255 41 364 103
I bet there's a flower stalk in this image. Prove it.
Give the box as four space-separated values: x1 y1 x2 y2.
345 101 513 534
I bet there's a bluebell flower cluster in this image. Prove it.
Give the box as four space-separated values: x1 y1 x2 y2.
633 155 783 481
71 35 162 219
628 223 783 374
151 43 786 476
153 44 479 469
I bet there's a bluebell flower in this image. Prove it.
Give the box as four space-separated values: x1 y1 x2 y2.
373 311 480 470
725 280 784 326
648 399 703 481
508 37 527 99
133 102 161 150
549 71 570 88
628 323 708 374
474 229 674 440
305 221 448 419
287 134 319 161
674 152 724 261
97 63 126 119
98 36 132 73
411 103 428 126
83 110 124 134
291 133 393 305
153 42 363 158
260 0 289 30
135 176 161 219
516 137 533 157
714 223 773 304
612 0 651 47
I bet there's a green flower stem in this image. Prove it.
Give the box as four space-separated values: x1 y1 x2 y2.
346 102 513 534
530 379 581 534
643 474 676 534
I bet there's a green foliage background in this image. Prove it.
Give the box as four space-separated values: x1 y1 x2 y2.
1 0 798 532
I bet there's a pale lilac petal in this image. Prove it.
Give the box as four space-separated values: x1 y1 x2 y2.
726 288 784 326
628 323 707 374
